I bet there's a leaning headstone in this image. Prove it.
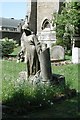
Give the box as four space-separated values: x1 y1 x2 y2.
51 45 65 61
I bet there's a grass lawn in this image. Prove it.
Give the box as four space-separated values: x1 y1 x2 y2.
0 60 26 101
1 60 79 91
65 55 72 61
1 60 26 81
1 59 80 118
52 63 79 91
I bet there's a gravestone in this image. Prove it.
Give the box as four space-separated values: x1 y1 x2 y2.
72 35 80 64
72 47 80 64
51 45 65 61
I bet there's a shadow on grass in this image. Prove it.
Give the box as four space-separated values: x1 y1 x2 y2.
2 91 41 116
2 92 80 119
26 93 80 118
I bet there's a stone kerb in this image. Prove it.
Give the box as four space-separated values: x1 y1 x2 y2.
51 45 65 61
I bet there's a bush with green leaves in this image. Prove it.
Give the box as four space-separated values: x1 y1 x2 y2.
53 1 80 53
0 38 16 57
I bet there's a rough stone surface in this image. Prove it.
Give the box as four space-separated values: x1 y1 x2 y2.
39 48 52 81
28 1 59 33
51 45 65 61
37 1 59 32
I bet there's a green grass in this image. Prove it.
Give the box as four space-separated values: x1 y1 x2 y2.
1 60 79 91
52 64 79 91
0 60 26 101
1 59 65 101
1 60 80 118
65 55 72 60
2 60 26 81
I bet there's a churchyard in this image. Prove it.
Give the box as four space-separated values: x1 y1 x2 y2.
0 39 80 118
1 52 80 118
0 1 80 118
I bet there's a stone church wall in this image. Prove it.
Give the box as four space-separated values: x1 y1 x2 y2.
37 1 59 33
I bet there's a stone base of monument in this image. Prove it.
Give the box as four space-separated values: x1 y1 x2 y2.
17 71 65 86
51 74 65 86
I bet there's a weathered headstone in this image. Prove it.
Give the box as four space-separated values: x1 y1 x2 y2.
72 47 80 64
51 45 65 61
72 36 80 64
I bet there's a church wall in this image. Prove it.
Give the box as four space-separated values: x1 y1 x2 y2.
37 1 59 33
28 0 59 34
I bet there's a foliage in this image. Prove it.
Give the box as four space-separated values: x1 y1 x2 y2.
0 38 17 57
10 46 21 56
56 38 63 46
53 0 80 52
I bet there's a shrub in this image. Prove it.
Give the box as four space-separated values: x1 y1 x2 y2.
56 38 64 46
65 50 72 56
51 38 64 48
0 38 16 57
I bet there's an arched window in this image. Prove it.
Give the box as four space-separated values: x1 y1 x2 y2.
41 19 50 30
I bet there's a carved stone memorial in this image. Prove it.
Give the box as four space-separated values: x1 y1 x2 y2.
51 45 65 61
17 22 65 85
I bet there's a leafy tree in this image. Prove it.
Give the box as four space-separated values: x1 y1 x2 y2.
53 0 80 53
